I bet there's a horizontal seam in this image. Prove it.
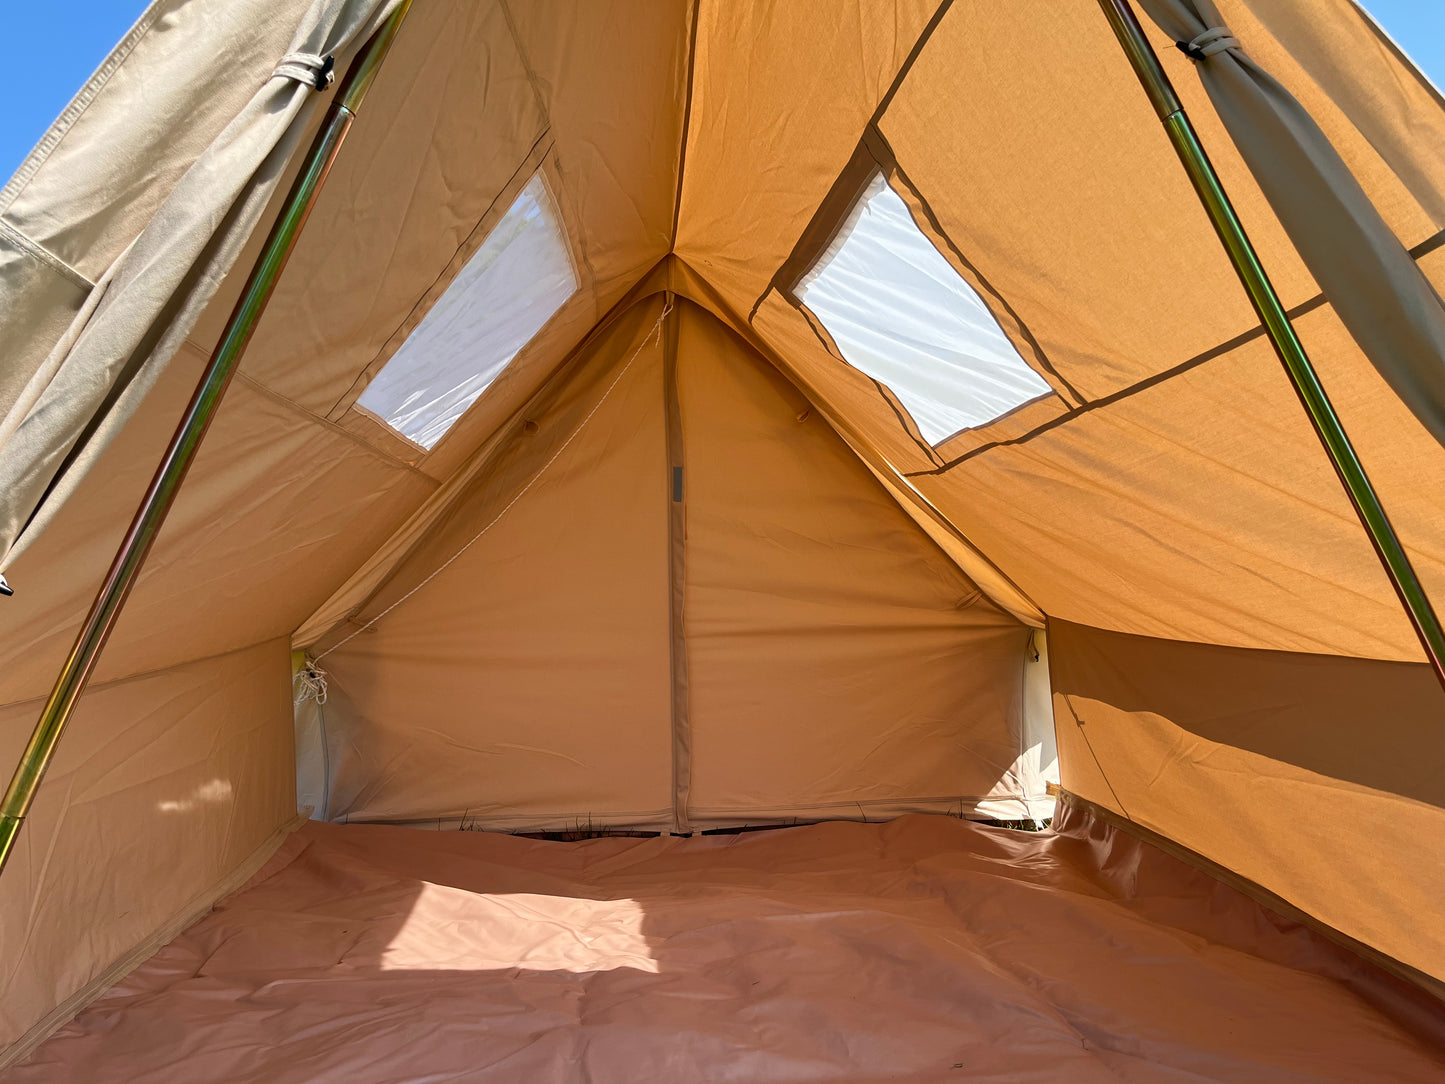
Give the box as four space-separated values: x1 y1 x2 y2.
224 364 439 484
0 635 288 714
688 793 1037 814
908 227 1445 477
354 806 677 826
0 219 95 292
341 798 1045 830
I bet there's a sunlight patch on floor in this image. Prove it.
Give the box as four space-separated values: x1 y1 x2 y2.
381 883 659 973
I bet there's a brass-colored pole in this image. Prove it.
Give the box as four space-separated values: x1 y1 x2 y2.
0 1 414 874
1097 0 1445 694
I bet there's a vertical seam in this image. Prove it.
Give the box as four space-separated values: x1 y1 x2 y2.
746 0 955 322
1058 693 1131 820
497 0 551 125
869 0 955 126
663 293 692 833
670 0 703 249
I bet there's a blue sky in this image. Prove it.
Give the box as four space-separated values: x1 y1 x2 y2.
1 1 1442 184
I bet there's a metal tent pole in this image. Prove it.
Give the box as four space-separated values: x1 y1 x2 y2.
0 0 414 875
1096 0 1445 694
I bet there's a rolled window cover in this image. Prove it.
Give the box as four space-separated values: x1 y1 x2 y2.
0 0 399 572
1136 0 1445 448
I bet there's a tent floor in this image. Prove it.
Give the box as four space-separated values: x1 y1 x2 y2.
7 813 1444 1082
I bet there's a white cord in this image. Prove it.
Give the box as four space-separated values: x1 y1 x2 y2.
292 657 333 819
293 661 329 705
316 303 671 661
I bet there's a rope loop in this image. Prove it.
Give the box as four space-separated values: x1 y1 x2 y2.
294 661 329 705
1176 26 1239 61
274 52 336 91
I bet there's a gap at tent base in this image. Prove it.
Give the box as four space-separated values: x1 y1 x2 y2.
5 805 1443 1083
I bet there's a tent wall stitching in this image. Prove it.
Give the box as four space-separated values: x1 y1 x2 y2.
663 295 693 834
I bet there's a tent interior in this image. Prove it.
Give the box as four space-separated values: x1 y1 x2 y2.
3 0 1445 1077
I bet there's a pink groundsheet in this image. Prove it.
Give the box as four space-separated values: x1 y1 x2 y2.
8 809 1444 1081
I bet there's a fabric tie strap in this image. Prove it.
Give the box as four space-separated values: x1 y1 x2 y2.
1176 26 1239 60
273 52 336 91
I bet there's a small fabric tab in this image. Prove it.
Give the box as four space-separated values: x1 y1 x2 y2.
1176 26 1239 60
273 52 336 91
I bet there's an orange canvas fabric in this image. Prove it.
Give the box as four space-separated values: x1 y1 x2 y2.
3 0 1445 1058
303 298 1041 831
1049 618 1445 982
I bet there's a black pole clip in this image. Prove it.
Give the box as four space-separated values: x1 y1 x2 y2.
313 55 336 92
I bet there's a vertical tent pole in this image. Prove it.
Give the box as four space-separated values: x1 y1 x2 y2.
0 0 414 876
1096 0 1445 695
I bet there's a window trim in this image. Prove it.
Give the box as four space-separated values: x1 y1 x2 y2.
351 169 579 452
325 140 593 465
781 137 1063 452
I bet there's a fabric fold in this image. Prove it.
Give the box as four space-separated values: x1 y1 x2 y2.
0 0 400 571
1137 0 1445 448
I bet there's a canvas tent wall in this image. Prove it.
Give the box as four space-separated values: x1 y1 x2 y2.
1 0 1444 1063
298 293 1049 831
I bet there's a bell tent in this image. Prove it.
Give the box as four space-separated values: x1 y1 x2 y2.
2 0 1445 1078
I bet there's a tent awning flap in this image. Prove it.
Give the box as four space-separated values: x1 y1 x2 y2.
0 0 403 570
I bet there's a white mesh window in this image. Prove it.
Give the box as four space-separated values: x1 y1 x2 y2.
357 174 578 450
796 173 1050 444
